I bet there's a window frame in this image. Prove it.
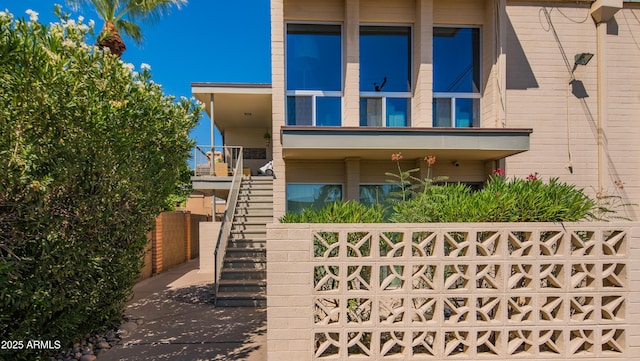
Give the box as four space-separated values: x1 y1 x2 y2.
285 22 344 126
432 25 482 128
359 23 414 127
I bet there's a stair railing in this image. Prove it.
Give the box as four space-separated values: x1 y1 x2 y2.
213 146 244 302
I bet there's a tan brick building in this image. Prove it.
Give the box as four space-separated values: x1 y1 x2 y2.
193 0 640 221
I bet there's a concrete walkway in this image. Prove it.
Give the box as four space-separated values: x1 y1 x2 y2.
98 259 266 361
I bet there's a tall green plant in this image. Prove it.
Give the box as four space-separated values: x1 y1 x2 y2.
0 11 200 360
280 201 385 223
391 174 598 223
385 152 418 202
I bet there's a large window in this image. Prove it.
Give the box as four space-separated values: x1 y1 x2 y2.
360 26 412 127
286 24 342 126
433 27 480 128
359 184 399 206
286 184 343 213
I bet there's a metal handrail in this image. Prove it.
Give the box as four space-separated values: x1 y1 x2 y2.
192 145 242 176
213 147 243 302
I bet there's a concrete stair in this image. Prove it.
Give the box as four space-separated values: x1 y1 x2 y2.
216 176 272 307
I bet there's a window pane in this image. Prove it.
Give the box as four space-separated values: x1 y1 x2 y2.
360 98 382 126
433 27 480 93
386 98 410 127
432 98 452 127
287 96 312 126
287 24 341 91
286 184 342 213
455 98 480 128
359 184 399 206
360 26 411 92
316 97 341 126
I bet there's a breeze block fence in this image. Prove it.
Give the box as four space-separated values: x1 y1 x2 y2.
266 223 639 361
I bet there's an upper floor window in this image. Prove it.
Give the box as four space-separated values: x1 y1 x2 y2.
360 25 412 127
433 27 480 128
286 24 342 126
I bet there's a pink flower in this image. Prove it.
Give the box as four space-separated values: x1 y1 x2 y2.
526 172 539 181
492 168 505 177
424 155 436 166
391 152 403 161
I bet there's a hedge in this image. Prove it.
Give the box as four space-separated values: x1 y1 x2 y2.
0 10 200 359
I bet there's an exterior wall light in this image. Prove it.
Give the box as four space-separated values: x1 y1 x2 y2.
574 52 594 66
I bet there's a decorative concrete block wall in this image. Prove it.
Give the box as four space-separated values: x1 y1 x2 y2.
267 223 639 360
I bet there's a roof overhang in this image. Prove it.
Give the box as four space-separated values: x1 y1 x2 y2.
281 127 532 161
191 82 272 133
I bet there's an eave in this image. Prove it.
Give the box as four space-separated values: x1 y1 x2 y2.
281 126 532 161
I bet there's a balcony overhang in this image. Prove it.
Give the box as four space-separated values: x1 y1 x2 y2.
191 82 272 133
190 176 232 198
281 127 532 161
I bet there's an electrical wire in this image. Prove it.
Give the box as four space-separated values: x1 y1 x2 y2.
555 6 590 24
621 10 640 52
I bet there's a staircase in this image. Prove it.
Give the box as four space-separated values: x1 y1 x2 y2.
215 176 273 307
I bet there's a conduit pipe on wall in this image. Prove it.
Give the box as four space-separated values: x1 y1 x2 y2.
590 0 622 195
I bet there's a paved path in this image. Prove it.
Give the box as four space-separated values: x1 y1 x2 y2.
98 259 266 361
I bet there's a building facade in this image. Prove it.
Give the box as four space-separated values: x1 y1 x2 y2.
193 0 640 221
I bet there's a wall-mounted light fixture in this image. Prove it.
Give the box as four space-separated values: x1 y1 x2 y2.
572 52 594 73
574 52 594 66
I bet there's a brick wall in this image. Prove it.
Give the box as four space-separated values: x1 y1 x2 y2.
140 211 210 280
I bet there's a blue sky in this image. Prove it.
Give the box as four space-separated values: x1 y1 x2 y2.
1 0 272 146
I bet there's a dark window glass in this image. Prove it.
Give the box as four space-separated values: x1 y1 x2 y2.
359 184 400 206
287 24 341 91
432 98 452 127
386 98 410 127
286 184 343 213
433 27 480 93
360 26 411 92
360 98 382 126
316 97 342 126
287 96 312 126
455 98 480 128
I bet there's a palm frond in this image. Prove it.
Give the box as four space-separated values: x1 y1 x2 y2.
66 0 116 21
122 0 187 23
116 19 143 45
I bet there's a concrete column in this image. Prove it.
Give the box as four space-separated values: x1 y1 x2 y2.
495 0 507 127
345 158 361 201
343 0 360 127
271 0 287 219
596 20 608 195
413 0 433 127
590 0 622 194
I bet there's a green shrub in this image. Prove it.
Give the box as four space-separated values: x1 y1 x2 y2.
391 176 597 223
0 10 200 359
280 201 385 223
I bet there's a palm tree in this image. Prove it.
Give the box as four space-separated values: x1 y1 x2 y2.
68 0 187 57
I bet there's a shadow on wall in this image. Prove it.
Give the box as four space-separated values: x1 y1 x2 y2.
506 15 539 90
